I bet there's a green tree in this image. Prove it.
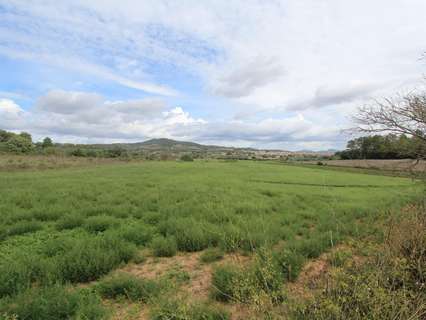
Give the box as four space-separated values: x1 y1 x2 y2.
42 137 53 148
4 135 33 153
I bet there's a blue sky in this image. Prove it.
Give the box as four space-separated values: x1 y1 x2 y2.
0 0 425 150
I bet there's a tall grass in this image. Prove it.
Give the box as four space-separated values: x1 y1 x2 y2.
96 272 160 302
56 235 136 283
0 285 107 320
0 160 422 318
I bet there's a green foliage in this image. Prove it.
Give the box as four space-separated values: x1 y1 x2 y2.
0 285 80 320
336 133 425 160
180 154 194 162
84 215 119 233
0 252 52 298
200 247 224 263
151 236 177 257
96 272 160 301
163 218 220 252
0 285 107 320
56 235 136 283
273 249 305 281
114 223 154 246
210 265 239 302
4 135 33 154
42 137 53 148
6 220 43 237
150 297 230 320
211 249 285 310
33 210 62 222
75 288 109 320
56 214 85 230
292 208 426 320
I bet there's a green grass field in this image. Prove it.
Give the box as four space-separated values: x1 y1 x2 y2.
0 160 422 319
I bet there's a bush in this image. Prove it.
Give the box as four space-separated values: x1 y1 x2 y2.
33 210 61 222
292 207 426 320
210 265 239 302
115 223 154 246
0 252 52 298
273 249 305 281
56 235 136 283
180 154 194 162
83 215 118 233
56 214 84 230
163 218 220 252
75 288 109 320
96 272 160 302
0 285 107 320
151 236 177 257
150 297 230 320
0 285 79 320
189 303 230 320
6 220 42 237
200 248 224 263
291 234 332 259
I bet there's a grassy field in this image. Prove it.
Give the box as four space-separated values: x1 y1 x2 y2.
0 160 423 319
303 159 426 172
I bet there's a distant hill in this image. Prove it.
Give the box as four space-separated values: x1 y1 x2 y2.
84 138 235 152
57 138 337 158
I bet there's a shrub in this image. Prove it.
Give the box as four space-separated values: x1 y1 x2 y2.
0 252 53 298
6 220 42 237
116 223 154 246
141 211 162 225
56 235 136 283
210 265 239 302
75 288 109 320
151 236 177 257
165 218 221 252
273 249 305 281
200 248 224 263
56 214 84 230
150 297 230 320
0 285 107 320
0 285 79 320
180 154 194 162
291 234 332 259
327 248 353 267
189 303 230 320
33 210 61 222
42 237 75 257
96 272 160 302
292 207 426 320
83 215 118 233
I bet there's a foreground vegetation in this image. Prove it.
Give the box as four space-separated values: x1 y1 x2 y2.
0 160 423 319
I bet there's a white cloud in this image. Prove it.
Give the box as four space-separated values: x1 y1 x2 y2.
0 99 23 116
0 92 346 150
0 99 26 129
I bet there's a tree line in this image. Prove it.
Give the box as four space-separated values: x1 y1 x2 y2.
0 129 125 158
0 130 53 154
336 133 426 160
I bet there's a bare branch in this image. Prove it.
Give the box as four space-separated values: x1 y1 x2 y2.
353 92 426 144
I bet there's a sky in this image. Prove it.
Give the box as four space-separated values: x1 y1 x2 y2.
0 0 425 151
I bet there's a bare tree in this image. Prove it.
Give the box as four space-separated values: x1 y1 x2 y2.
354 92 426 143
354 91 426 171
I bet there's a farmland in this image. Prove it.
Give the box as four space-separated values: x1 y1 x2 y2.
303 159 426 172
0 160 423 319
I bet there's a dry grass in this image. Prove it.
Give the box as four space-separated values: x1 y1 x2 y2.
111 250 252 319
307 159 426 172
0 154 136 171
